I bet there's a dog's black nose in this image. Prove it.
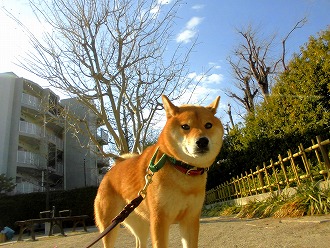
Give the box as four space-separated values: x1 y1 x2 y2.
196 137 209 149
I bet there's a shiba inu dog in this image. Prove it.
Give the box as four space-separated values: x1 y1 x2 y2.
94 95 224 248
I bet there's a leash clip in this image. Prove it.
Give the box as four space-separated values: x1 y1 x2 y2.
139 147 167 198
139 172 154 198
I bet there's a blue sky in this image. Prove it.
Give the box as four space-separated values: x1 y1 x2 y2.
1 0 330 123
168 0 330 121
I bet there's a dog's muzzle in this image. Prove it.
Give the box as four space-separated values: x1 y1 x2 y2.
196 137 209 153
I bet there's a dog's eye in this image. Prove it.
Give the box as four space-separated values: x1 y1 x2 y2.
205 122 212 129
181 124 190 130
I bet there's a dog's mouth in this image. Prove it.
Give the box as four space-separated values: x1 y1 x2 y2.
195 147 209 154
183 137 210 156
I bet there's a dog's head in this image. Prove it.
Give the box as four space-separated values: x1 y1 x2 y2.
159 95 224 168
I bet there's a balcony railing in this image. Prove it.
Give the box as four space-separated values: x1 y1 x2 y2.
47 133 64 150
17 151 40 167
97 128 109 145
16 182 41 194
17 151 64 175
19 121 42 136
21 93 41 110
19 121 64 150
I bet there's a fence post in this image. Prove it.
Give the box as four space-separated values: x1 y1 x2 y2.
312 138 323 166
241 173 247 197
219 183 223 201
233 177 239 198
263 162 271 191
288 149 301 185
316 136 330 171
256 165 266 193
245 171 252 196
218 184 223 202
220 184 225 201
229 181 233 200
237 175 242 198
270 159 281 191
278 154 289 187
211 188 216 203
215 185 221 201
250 169 257 194
299 143 313 181
232 179 237 199
205 191 209 204
226 181 232 200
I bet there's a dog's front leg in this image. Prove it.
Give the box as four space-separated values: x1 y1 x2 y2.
179 216 200 248
149 215 170 248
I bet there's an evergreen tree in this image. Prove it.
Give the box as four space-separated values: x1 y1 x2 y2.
0 174 15 194
207 27 330 189
250 27 330 143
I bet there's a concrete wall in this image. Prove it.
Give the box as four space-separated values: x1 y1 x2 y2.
0 73 23 180
0 73 16 176
61 98 98 189
7 77 23 180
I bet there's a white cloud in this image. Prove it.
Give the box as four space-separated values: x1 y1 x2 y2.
187 72 197 79
186 16 203 29
176 29 197 44
192 4 205 10
158 0 172 4
177 84 225 116
208 62 221 70
176 16 203 43
157 70 225 124
150 5 161 15
189 72 224 85
176 71 225 113
150 0 173 17
206 74 223 84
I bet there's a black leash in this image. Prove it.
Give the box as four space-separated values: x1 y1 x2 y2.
85 195 144 248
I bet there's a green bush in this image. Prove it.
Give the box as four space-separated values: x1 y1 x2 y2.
207 27 330 190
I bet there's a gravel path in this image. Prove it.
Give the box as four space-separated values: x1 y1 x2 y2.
1 215 330 248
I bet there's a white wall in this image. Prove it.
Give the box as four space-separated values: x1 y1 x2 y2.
0 74 16 175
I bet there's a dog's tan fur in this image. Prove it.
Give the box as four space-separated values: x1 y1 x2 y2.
94 95 224 248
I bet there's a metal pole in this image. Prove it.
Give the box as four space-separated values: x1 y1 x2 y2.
84 158 86 187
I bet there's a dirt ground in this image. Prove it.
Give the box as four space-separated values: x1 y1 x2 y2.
1 215 330 248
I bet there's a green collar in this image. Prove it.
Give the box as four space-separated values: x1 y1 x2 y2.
148 148 208 176
148 148 168 173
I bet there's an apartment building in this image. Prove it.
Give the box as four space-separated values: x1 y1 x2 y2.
0 72 108 194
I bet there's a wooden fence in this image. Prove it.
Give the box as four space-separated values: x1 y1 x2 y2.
205 135 330 205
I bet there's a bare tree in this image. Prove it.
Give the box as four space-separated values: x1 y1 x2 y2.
6 0 198 158
226 104 235 129
281 17 308 71
225 58 259 113
230 26 277 102
226 19 307 115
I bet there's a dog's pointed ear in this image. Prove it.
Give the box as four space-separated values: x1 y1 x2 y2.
206 96 220 114
162 95 179 118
